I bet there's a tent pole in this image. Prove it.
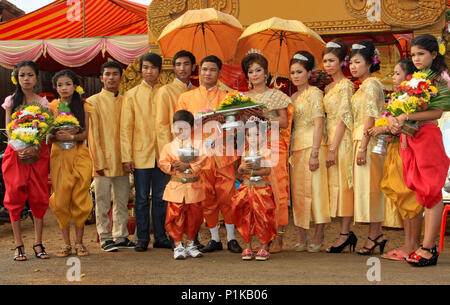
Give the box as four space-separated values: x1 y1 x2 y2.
83 0 86 38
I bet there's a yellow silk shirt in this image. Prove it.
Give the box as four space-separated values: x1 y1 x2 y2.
86 88 126 177
120 81 161 169
351 77 385 142
156 79 196 151
291 86 326 151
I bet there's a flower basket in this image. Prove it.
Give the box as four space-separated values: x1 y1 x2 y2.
7 103 53 164
53 102 80 150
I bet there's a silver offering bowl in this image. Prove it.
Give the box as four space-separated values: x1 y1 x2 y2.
56 126 77 150
178 147 199 174
221 110 241 131
243 154 262 170
372 134 388 155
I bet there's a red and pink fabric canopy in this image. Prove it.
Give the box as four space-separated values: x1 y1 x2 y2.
0 0 151 74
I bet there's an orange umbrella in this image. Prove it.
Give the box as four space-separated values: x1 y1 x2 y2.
157 8 243 62
235 17 326 78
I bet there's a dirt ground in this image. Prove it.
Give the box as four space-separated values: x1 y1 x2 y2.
0 207 449 286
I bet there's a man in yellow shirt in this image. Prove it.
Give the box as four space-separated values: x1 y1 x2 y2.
156 50 196 151
87 61 134 252
121 53 172 251
176 55 242 254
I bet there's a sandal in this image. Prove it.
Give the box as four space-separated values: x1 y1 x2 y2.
381 249 407 261
13 245 27 261
74 244 89 256
255 249 270 261
357 234 387 255
56 245 72 258
406 246 439 267
32 243 50 259
241 248 255 261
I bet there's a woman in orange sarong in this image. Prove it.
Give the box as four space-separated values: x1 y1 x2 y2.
232 119 277 261
49 70 93 257
240 51 291 253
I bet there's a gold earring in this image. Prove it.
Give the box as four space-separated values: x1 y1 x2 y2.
248 81 253 90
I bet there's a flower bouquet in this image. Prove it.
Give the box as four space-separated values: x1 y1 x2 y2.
384 70 448 137
52 101 80 150
7 103 53 163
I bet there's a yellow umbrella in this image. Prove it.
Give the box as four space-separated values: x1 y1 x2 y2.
235 17 326 78
157 8 243 62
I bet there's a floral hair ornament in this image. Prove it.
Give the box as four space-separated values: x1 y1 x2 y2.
344 55 350 68
75 86 84 95
373 48 380 65
437 37 446 56
11 72 18 85
326 41 341 49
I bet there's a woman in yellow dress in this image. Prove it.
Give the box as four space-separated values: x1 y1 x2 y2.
368 58 423 260
321 39 357 253
348 41 387 255
289 51 330 253
49 70 93 257
241 51 292 253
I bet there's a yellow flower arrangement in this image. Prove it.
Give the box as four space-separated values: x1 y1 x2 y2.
7 103 54 151
217 91 259 110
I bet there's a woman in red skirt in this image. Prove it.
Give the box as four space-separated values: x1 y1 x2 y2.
2 61 51 261
389 34 450 267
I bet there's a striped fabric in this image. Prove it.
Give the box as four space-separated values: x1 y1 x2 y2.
0 0 148 40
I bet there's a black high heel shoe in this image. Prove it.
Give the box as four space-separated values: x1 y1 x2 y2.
406 246 439 267
327 231 358 253
357 234 387 255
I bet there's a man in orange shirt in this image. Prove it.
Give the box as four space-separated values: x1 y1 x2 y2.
176 55 242 253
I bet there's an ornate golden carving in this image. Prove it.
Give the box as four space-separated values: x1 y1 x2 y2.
119 56 142 95
304 19 391 35
344 0 369 17
345 0 446 29
147 0 239 40
381 0 446 29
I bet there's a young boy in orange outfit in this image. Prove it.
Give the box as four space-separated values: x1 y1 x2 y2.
158 110 208 259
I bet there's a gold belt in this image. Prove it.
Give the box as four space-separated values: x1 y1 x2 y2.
243 179 271 188
171 176 199 184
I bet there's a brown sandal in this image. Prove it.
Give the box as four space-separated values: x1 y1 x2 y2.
56 245 72 257
75 244 89 256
